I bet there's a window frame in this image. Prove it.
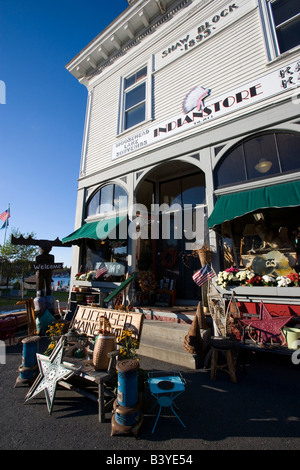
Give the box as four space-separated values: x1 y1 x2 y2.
86 183 128 220
258 0 300 60
118 58 153 134
214 131 300 189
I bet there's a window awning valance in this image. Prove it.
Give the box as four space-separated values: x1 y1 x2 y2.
62 215 127 245
207 180 300 229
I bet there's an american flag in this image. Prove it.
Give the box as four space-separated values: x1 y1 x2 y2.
0 208 10 230
192 264 216 287
95 262 108 279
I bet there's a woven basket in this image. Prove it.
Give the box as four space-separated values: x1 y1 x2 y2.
198 248 212 267
93 334 116 370
92 316 115 370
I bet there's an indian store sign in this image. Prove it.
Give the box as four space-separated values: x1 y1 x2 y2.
155 0 254 71
111 59 300 160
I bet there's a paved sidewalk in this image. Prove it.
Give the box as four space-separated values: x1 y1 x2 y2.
0 336 300 452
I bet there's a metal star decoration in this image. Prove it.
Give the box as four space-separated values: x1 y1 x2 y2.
241 302 292 344
25 336 76 414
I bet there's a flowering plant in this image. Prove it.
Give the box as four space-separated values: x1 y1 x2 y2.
117 328 139 359
44 322 65 356
86 270 96 281
216 268 254 288
75 272 86 280
246 275 264 286
262 275 277 286
287 272 300 286
216 268 299 288
276 276 292 287
75 270 112 281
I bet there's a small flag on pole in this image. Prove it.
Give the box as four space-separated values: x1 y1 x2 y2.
192 264 216 287
0 207 10 230
95 262 108 279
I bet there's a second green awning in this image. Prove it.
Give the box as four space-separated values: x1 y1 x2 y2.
62 215 127 245
208 180 300 229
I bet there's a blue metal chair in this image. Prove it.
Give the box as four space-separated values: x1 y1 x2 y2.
146 371 186 433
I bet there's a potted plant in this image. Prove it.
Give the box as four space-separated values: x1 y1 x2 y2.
44 322 65 356
117 328 139 360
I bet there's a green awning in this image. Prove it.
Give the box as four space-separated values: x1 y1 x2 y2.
208 180 300 229
62 215 127 245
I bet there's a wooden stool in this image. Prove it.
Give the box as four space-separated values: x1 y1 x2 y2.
210 339 237 383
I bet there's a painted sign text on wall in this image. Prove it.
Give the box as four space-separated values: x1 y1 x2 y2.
161 4 238 59
155 0 254 70
154 84 263 138
111 59 300 160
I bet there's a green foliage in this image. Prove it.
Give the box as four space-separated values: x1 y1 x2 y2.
0 228 40 285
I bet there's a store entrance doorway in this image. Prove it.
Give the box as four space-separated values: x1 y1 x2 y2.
135 160 207 302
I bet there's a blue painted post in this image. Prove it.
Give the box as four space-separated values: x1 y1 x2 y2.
111 359 143 435
116 359 139 408
15 336 40 386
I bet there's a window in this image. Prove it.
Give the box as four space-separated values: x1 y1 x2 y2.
259 0 300 59
270 0 300 54
84 184 128 277
215 132 300 188
120 65 151 132
86 184 128 218
160 173 206 208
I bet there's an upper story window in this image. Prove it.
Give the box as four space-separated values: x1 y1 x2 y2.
259 0 300 59
215 132 300 188
119 64 152 133
86 184 128 218
270 0 300 53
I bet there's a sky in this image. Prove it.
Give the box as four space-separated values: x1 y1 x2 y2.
0 0 129 268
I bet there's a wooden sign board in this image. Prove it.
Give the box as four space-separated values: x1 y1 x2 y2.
32 262 64 270
96 261 125 276
70 306 144 341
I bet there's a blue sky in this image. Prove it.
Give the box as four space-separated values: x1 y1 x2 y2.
0 0 128 268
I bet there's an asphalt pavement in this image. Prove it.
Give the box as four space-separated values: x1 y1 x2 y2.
0 334 299 458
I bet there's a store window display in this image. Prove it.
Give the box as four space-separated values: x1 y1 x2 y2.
214 132 300 279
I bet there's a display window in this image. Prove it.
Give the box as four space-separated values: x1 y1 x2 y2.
215 132 300 189
78 184 129 281
212 132 300 286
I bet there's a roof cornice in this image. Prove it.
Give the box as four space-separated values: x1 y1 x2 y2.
66 0 191 84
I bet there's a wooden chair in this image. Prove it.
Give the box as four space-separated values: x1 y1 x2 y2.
207 283 238 383
16 299 37 336
59 305 144 422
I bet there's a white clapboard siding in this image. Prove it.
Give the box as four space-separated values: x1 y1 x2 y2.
82 0 297 177
85 1 256 174
84 74 120 176
154 9 265 121
84 1 257 175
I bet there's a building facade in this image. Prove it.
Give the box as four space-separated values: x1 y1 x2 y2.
64 0 300 307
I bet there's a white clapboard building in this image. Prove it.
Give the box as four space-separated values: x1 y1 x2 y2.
63 0 300 308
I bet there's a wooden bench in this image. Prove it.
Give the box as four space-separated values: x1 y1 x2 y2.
60 305 144 423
